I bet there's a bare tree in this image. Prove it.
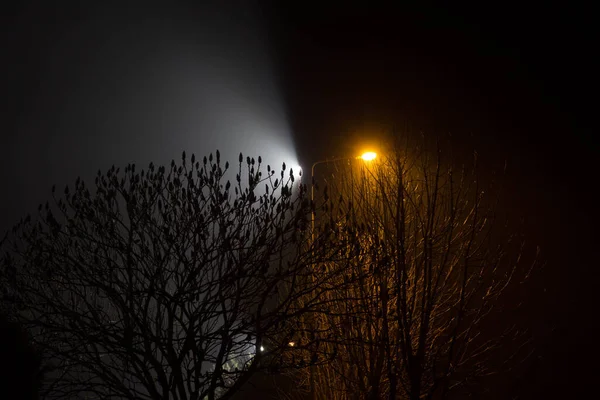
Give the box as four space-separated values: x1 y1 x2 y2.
291 136 536 400
0 151 328 400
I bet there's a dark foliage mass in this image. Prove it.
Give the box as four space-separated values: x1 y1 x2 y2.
0 312 42 400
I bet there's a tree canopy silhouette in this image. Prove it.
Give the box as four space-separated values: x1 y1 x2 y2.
0 151 327 400
287 136 536 400
0 142 537 400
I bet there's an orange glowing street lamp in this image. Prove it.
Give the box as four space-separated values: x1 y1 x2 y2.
359 151 377 161
310 151 377 235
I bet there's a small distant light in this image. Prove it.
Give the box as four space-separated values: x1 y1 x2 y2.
360 152 377 161
260 346 265 352
288 341 295 347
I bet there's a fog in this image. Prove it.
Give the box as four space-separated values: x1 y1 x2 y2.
1 1 297 232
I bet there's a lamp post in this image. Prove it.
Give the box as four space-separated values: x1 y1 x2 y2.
307 151 376 400
310 152 377 237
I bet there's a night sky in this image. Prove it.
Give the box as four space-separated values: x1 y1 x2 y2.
2 1 597 398
272 5 597 397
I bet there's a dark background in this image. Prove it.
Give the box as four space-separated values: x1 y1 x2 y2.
271 4 597 398
1 1 597 398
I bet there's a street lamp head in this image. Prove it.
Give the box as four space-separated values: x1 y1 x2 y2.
360 151 377 161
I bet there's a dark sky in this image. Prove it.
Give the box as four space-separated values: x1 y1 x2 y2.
270 6 597 397
1 0 298 232
2 1 597 398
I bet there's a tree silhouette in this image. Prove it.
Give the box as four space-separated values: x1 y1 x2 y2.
290 136 536 400
0 151 329 400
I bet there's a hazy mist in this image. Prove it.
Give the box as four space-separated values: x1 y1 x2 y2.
1 1 296 232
